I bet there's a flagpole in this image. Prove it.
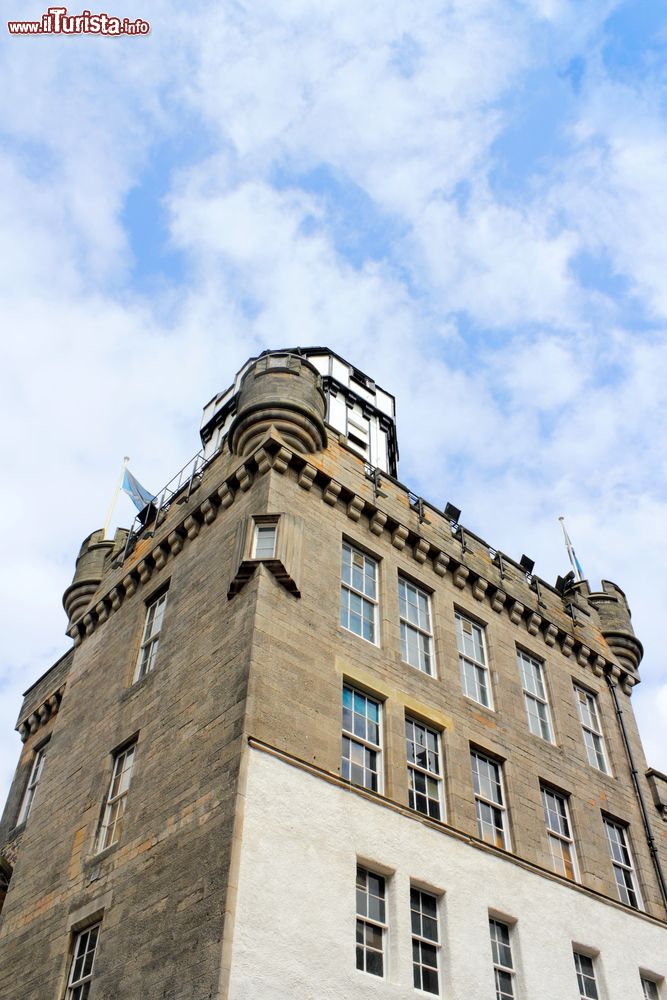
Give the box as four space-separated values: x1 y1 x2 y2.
558 515 583 582
103 457 130 540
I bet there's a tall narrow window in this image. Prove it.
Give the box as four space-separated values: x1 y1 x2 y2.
17 746 46 826
542 786 578 880
405 718 443 820
356 866 386 977
574 686 609 773
456 613 491 708
574 952 599 1000
97 743 136 852
67 924 100 1000
517 650 553 741
135 589 168 681
341 543 378 644
489 918 515 1000
471 751 509 849
641 978 660 1000
399 578 434 675
603 818 642 908
253 522 277 558
411 888 440 995
342 686 381 792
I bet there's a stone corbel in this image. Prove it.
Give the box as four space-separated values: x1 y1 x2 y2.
490 589 506 614
236 466 253 492
137 560 152 585
433 553 449 577
452 565 469 590
347 495 365 522
152 546 168 571
184 515 201 540
592 655 606 677
218 484 234 509
273 446 292 473
82 613 96 637
298 464 317 490
201 498 218 525
95 601 109 624
323 481 342 506
509 600 524 625
254 446 272 475
167 530 185 557
622 675 635 696
68 624 83 647
544 623 558 647
122 573 137 598
472 578 488 602
413 539 430 564
369 511 387 536
109 587 123 612
576 644 590 668
561 635 574 657
391 525 409 550
18 722 29 742
526 612 542 636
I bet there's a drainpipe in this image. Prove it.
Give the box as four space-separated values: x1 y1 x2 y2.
605 671 667 911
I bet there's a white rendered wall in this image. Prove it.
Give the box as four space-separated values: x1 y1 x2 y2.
227 748 666 1000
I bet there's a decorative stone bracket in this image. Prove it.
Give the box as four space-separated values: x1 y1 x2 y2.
18 687 64 742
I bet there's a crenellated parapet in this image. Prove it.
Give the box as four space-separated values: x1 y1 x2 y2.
64 430 639 694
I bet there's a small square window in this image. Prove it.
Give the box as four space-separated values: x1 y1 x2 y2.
253 523 277 559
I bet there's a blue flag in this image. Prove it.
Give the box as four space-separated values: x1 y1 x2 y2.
122 468 154 511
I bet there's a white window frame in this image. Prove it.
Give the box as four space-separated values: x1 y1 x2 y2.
603 817 642 909
252 520 277 559
346 409 371 459
541 786 578 880
471 750 509 849
356 866 386 978
341 542 379 645
405 718 443 820
134 589 168 682
96 743 136 852
574 685 610 773
489 918 516 1000
517 650 553 742
456 613 492 708
17 745 46 826
399 577 435 675
641 977 661 1000
411 887 440 995
574 951 600 1000
342 686 382 793
67 923 101 1000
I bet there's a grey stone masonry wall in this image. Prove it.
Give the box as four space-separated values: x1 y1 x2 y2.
0 443 270 999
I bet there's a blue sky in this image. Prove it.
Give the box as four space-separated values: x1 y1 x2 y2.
1 0 667 800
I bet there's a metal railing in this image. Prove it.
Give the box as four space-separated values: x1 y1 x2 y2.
117 447 217 566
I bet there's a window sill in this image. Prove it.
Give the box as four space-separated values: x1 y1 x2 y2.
338 625 380 649
83 841 121 868
462 695 496 716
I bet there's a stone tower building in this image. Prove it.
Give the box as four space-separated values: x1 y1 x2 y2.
1 347 666 1000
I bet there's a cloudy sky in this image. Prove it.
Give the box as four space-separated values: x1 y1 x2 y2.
1 0 666 803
